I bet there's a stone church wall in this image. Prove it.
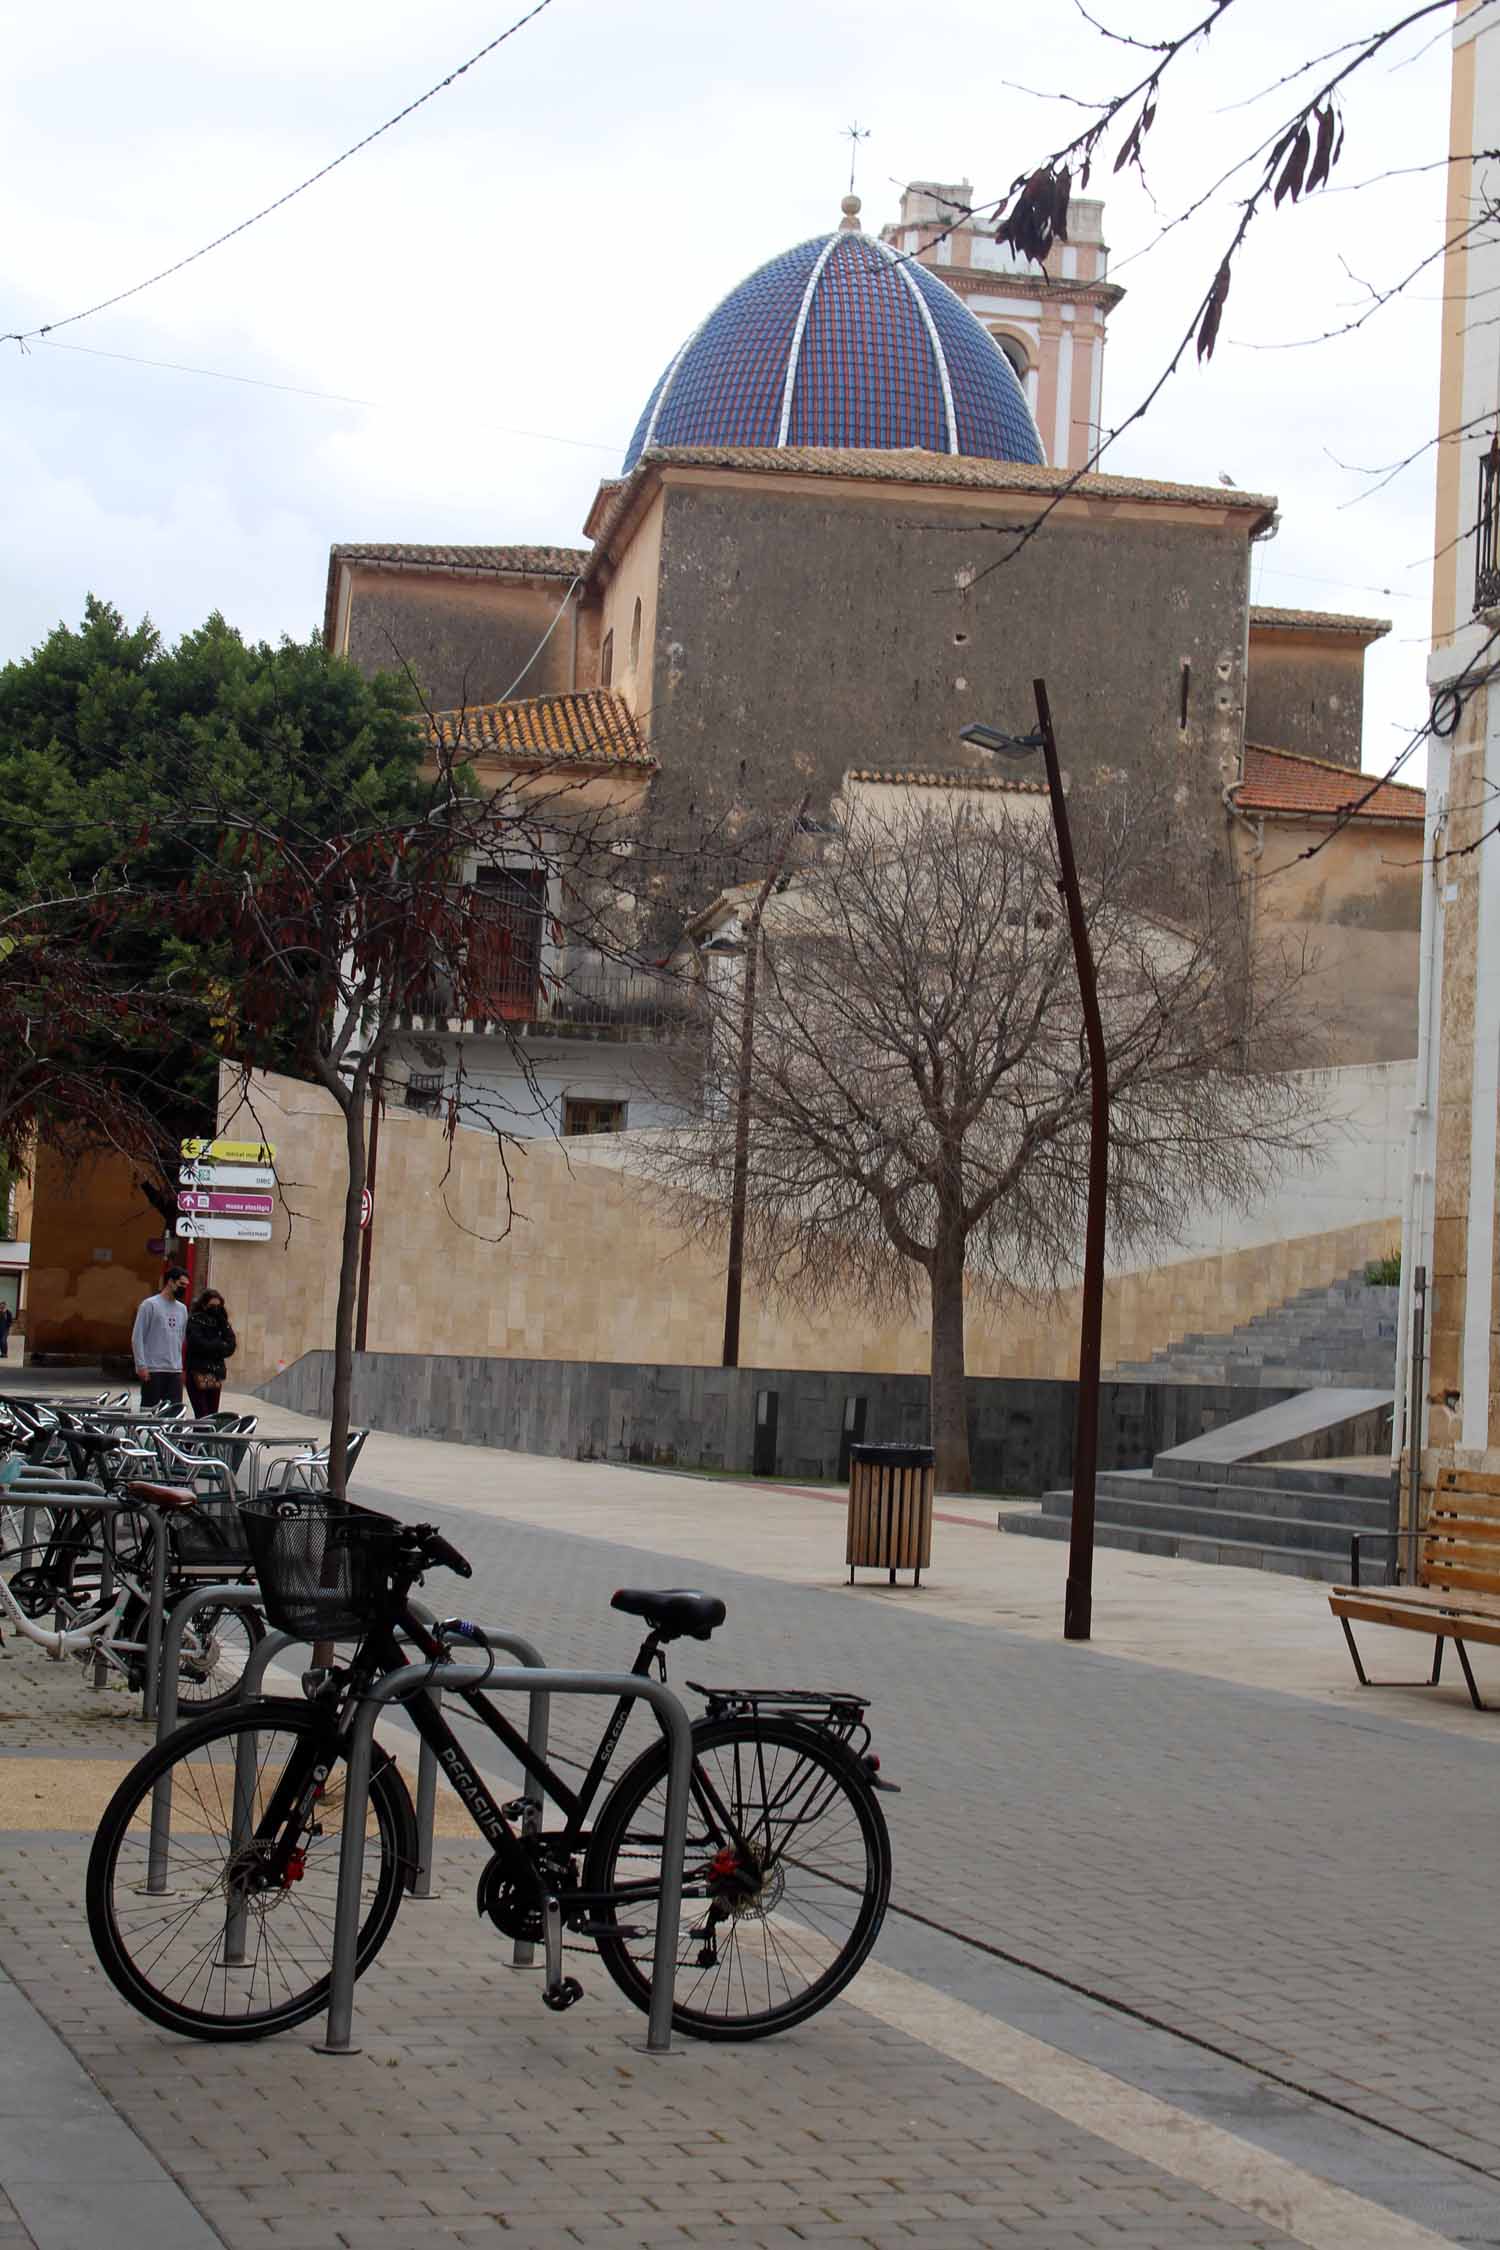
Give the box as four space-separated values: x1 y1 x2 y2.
643 474 1252 852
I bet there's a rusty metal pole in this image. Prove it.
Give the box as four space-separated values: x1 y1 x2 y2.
1032 681 1109 1644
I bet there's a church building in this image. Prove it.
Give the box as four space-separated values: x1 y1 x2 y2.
323 180 1418 1143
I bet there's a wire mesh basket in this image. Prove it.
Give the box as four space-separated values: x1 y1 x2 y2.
170 1495 253 1569
238 1495 411 1640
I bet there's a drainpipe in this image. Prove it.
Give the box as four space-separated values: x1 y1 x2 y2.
1392 777 1447 1471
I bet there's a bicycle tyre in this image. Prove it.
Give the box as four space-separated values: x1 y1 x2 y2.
0 1501 54 1571
86 1698 411 2041
120 1591 266 1715
583 1714 891 2041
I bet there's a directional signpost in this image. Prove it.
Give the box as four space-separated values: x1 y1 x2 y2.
178 1161 275 1191
177 1140 278 1249
176 1216 274 1241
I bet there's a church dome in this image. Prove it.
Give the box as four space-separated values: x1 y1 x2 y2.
623 199 1046 474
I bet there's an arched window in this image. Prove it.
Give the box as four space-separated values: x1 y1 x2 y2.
991 331 1030 385
600 629 614 688
629 596 642 673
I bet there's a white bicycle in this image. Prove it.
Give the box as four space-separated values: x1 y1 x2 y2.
0 1468 262 1710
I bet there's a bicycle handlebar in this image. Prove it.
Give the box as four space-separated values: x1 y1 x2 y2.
418 1530 473 1580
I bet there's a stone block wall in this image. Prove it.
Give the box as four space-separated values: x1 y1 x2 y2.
260 1348 1305 1497
209 1070 1402 1396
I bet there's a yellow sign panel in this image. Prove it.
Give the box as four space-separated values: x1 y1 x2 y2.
180 1138 277 1165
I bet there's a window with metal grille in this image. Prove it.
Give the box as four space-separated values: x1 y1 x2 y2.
404 1072 443 1115
1477 435 1500 614
467 867 546 1022
562 1096 626 1135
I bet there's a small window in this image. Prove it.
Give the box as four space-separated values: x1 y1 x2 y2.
600 629 614 688
629 596 642 673
404 1072 443 1115
563 1097 626 1136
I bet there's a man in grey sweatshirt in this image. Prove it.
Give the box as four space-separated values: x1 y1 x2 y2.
132 1266 190 1409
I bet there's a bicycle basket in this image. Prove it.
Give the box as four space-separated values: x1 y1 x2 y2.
238 1495 410 1639
171 1495 252 1569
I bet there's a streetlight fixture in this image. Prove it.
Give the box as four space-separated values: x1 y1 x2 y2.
960 678 1109 1644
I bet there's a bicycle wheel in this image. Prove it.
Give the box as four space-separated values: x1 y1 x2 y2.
123 1592 266 1715
86 1699 412 2040
0 1501 54 1572
583 1715 891 2040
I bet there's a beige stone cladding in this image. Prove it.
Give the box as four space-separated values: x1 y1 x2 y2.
1425 679 1493 1473
1229 804 1423 1066
211 1070 1398 1395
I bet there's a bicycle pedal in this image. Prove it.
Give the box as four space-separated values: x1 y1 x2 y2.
542 1976 584 2013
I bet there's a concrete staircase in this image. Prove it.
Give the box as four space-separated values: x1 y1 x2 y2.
998 1388 1398 1585
1110 1271 1398 1391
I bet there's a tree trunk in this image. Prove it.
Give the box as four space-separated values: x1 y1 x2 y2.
928 1238 971 1493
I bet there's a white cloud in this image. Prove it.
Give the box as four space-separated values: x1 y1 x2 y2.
2 0 1452 773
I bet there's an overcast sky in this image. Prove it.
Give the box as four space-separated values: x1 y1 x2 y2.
2 0 1454 777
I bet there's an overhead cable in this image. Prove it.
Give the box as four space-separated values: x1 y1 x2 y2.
1 0 556 348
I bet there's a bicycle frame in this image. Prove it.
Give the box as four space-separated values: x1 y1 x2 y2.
0 1561 130 1660
365 1608 661 1856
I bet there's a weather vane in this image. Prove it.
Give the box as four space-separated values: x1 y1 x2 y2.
842 121 871 196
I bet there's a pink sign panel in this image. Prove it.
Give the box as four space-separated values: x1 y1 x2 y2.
177 1190 275 1218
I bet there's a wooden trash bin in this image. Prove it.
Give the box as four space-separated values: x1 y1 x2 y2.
846 1443 934 1587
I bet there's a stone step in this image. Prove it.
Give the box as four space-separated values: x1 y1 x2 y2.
1097 1468 1390 1529
1036 1483 1382 1555
996 1510 1383 1586
1216 1460 1396 1502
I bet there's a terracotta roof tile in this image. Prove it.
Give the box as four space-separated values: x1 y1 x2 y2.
1238 743 1423 823
332 541 588 574
1249 605 1391 642
426 690 654 769
585 447 1277 553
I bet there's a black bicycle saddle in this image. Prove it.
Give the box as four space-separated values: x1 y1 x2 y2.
610 1587 727 1641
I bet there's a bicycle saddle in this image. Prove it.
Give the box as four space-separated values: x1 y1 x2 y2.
123 1481 199 1511
611 1587 726 1642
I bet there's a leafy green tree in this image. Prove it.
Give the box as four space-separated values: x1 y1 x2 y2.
0 598 423 1186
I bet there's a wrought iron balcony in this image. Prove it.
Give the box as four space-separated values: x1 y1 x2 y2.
1476 434 1500 613
399 951 691 1042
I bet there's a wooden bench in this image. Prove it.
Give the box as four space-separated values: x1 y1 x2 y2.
1329 1468 1500 1711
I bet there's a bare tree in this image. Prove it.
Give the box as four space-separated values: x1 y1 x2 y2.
163 739 653 1503
649 785 1325 1492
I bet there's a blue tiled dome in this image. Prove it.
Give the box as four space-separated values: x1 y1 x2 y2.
623 214 1045 474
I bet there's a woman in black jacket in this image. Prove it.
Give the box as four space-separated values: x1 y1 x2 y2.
184 1290 237 1417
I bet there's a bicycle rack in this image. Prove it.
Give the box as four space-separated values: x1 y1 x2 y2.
318 1655 694 2058
147 1589 552 1970
1 1489 172 1722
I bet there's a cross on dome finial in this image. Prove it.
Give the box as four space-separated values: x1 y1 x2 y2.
841 120 871 197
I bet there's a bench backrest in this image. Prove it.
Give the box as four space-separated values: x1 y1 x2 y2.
1419 1469 1500 1598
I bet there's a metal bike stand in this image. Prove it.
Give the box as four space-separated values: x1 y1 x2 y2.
146 1581 267 1893
2 1488 168 1706
139 1508 171 1725
317 1658 693 2059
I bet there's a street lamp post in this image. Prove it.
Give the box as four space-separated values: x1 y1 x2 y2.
960 677 1109 1643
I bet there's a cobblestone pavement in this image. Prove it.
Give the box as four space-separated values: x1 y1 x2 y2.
0 1649 1318 2250
3 1450 1500 2248
354 1488 1500 2184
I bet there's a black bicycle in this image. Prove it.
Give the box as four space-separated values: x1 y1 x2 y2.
86 1496 894 2043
